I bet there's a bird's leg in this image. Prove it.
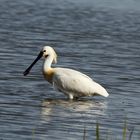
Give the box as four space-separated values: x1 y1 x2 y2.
68 94 74 100
68 94 79 100
73 96 79 100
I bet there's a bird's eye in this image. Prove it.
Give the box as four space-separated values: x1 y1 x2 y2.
45 54 49 58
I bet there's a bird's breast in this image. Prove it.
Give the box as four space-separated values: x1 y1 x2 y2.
43 69 54 84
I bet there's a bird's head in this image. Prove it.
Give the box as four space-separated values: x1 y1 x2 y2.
42 46 57 64
23 46 57 76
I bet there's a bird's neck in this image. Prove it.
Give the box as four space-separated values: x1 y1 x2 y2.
43 56 54 84
43 56 53 72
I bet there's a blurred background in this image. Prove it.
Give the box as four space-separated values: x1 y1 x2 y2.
0 0 140 139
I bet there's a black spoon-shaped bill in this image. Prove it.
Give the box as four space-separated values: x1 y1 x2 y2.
23 51 43 76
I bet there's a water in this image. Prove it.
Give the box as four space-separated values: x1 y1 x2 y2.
0 0 140 139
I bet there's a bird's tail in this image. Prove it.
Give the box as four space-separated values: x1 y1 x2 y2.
93 82 109 97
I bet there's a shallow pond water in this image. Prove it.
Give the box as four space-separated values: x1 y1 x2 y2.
0 0 140 139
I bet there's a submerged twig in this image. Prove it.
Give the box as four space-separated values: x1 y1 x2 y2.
83 126 86 140
129 127 134 140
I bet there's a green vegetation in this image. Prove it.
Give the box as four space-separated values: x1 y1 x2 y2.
96 121 100 140
83 120 135 140
122 119 127 140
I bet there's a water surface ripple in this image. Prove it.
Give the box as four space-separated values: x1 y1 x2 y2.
0 0 140 139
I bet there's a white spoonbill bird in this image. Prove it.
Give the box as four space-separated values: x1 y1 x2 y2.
23 46 109 99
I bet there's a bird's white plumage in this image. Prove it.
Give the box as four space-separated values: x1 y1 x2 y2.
52 68 109 99
24 46 109 100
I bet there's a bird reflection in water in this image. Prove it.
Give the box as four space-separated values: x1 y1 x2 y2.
41 98 108 122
